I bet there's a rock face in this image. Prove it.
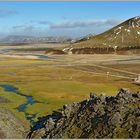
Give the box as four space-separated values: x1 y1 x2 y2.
0 107 26 138
38 88 140 139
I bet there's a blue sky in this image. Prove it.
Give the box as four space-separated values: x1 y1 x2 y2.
0 2 140 38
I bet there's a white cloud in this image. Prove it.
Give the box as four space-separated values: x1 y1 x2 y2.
49 19 121 29
0 9 19 17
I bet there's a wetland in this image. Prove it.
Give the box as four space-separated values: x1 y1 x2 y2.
0 44 140 137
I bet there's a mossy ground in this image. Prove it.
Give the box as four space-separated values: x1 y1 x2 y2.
0 56 139 126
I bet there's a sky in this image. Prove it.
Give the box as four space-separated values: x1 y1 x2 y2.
0 2 140 38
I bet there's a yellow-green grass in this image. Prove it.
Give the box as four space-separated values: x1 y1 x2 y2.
0 57 139 125
0 88 30 127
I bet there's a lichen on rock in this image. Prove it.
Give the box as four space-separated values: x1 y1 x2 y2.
30 88 140 139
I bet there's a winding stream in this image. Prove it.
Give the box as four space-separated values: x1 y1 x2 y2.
15 54 49 59
0 85 38 124
0 84 61 132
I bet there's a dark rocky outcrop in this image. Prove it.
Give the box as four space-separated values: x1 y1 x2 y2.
30 88 140 139
70 46 140 54
45 48 66 55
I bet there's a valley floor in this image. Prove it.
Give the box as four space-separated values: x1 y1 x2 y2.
0 48 140 138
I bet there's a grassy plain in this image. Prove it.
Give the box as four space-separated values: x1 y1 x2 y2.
0 54 139 126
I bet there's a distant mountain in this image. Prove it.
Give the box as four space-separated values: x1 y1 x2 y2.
0 35 72 44
70 16 140 49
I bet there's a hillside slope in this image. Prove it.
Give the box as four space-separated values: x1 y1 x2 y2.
0 107 26 138
64 16 140 54
31 88 140 139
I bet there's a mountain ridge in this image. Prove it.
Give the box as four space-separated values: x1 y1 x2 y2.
0 35 72 44
64 16 140 54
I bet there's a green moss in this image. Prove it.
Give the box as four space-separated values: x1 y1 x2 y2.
113 129 130 138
